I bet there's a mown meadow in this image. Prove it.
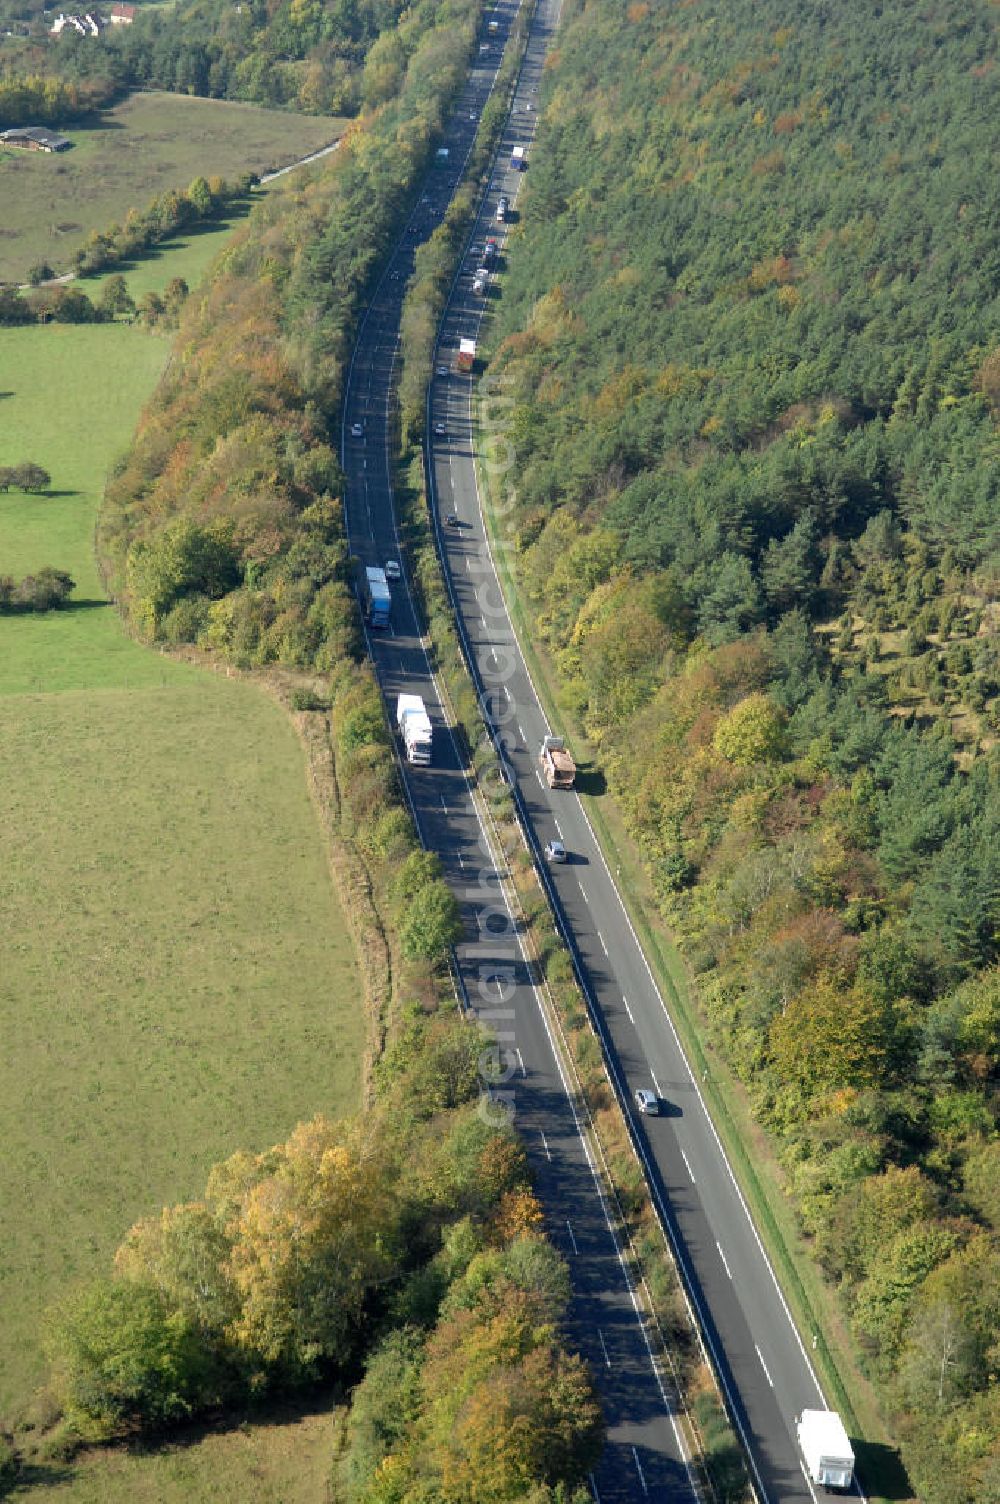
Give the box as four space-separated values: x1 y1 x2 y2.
0 310 363 1423
0 91 341 283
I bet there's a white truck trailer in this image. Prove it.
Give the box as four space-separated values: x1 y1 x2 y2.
397 694 433 766
796 1410 855 1492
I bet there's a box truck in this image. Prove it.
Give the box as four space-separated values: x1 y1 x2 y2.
363 565 391 628
796 1411 855 1492
397 694 433 766
511 145 526 170
540 735 576 789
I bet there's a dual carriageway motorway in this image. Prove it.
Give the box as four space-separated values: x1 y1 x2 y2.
339 2 853 1499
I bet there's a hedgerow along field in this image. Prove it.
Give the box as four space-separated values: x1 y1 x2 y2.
0 319 365 1419
0 89 343 283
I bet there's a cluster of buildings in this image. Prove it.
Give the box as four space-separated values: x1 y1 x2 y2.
49 3 134 35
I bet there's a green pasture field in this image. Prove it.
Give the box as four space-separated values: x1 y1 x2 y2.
84 209 252 305
0 324 165 595
0 317 364 1426
0 681 363 1416
0 90 343 283
0 322 185 691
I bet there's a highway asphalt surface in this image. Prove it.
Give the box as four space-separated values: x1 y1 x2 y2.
341 2 856 1501
340 4 700 1500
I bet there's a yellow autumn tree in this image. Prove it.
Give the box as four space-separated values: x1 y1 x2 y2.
218 1116 393 1375
713 692 787 766
767 975 892 1109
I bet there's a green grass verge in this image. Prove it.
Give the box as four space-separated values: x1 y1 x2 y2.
472 412 907 1502
0 90 343 283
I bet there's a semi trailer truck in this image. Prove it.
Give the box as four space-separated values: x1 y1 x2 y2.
796 1410 855 1492
397 694 433 766
363 565 391 628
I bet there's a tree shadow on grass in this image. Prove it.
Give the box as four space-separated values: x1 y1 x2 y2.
14 1385 342 1493
7 1461 76 1492
75 114 127 133
90 201 256 278
118 1385 340 1460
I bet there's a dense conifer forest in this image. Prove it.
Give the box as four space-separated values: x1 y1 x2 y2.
484 2 1000 1498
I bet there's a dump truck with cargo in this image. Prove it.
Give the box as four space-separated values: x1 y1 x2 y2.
363 565 391 628
397 694 433 766
540 735 576 789
457 337 476 373
796 1410 854 1492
